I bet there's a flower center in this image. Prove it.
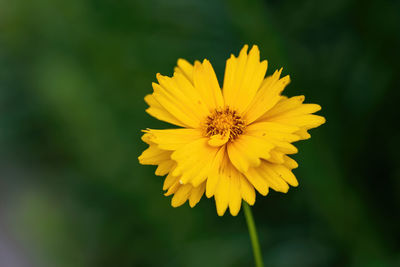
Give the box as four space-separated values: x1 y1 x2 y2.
204 107 246 146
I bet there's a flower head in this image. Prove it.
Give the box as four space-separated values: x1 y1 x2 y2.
138 45 325 216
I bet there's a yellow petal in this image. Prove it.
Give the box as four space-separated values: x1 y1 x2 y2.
269 140 298 154
222 54 237 106
227 135 273 173
214 169 230 216
294 128 311 140
206 171 220 199
144 94 186 127
155 160 175 176
205 147 226 198
283 155 298 169
177 156 211 186
223 45 268 114
246 121 299 134
243 166 269 196
244 70 290 123
174 58 195 83
163 171 179 191
228 167 242 216
171 184 192 207
256 94 304 120
189 183 206 208
245 121 301 144
261 95 315 118
239 175 256 205
171 138 219 186
258 95 326 138
227 140 255 173
173 71 210 115
143 128 202 150
193 60 224 111
259 163 289 193
270 114 326 128
166 180 206 208
152 82 200 128
269 163 298 187
152 71 212 127
138 144 171 165
164 179 180 196
190 160 214 188
267 150 285 164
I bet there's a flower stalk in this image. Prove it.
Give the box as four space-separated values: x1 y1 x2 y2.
243 202 264 267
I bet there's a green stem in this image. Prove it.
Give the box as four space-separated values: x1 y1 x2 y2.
243 202 264 267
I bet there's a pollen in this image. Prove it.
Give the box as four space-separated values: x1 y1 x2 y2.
205 107 246 141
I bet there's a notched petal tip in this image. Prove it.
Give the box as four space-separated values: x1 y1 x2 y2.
144 94 153 105
313 104 322 112
310 115 327 127
193 60 202 70
297 95 305 103
177 58 189 65
229 206 241 216
281 75 291 85
155 73 163 80
260 188 269 196
216 207 227 217
245 197 256 206
280 186 290 194
171 199 182 208
188 200 197 208
241 44 249 52
249 44 259 51
260 59 268 69
202 58 210 65
151 82 160 90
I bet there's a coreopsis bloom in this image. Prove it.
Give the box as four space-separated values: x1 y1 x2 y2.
138 45 325 216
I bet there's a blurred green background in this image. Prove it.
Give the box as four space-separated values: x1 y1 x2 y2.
1 0 399 266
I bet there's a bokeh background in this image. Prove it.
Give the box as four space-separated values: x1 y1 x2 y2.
1 0 400 266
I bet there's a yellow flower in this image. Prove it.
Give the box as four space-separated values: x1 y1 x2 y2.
138 45 325 216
